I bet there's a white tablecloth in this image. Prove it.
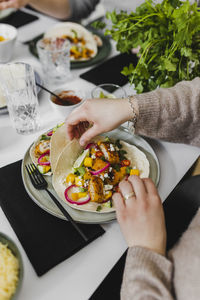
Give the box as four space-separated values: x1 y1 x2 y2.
0 8 200 300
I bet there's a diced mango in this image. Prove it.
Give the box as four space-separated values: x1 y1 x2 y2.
66 173 76 184
130 169 140 176
44 166 51 173
84 172 92 180
84 157 93 168
78 192 88 198
75 177 84 186
91 148 96 154
119 167 127 180
105 191 112 200
71 193 79 201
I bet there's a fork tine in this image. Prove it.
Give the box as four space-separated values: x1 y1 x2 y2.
26 165 38 186
31 163 46 184
31 164 45 185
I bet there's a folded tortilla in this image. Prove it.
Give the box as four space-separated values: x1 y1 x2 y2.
52 137 150 213
50 124 70 173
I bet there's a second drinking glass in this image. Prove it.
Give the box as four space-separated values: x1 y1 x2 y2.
37 38 71 85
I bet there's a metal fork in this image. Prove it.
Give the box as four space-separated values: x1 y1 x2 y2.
25 163 88 242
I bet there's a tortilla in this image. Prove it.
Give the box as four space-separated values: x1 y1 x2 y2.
44 22 98 61
52 137 150 213
50 124 70 173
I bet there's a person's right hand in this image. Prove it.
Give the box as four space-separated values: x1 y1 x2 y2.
113 176 167 256
66 98 136 146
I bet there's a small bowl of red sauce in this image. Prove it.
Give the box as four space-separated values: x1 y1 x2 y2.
50 89 84 118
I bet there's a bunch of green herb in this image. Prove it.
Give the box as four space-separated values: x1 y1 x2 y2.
97 0 200 93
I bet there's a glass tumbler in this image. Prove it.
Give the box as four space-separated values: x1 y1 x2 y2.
36 38 71 84
91 83 127 99
0 62 40 134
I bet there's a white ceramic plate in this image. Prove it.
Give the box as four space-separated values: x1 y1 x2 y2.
21 127 160 224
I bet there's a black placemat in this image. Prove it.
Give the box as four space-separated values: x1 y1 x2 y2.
90 174 200 299
80 53 138 86
0 10 38 28
0 160 105 276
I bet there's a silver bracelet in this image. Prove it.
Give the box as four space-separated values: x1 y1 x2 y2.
127 95 138 133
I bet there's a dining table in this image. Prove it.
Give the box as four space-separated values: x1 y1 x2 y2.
0 7 200 300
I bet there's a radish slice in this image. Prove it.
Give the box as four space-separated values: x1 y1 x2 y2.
85 143 98 150
47 130 53 136
90 162 110 175
38 151 50 166
64 185 91 205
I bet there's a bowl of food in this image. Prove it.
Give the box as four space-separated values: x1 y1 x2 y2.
50 89 85 119
0 232 23 300
0 24 17 63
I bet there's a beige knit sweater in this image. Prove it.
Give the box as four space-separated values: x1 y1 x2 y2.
121 78 200 300
135 77 200 147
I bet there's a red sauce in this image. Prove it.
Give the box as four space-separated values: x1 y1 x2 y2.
52 90 82 106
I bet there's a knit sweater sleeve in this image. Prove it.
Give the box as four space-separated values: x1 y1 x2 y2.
68 0 100 21
134 77 200 147
121 246 174 300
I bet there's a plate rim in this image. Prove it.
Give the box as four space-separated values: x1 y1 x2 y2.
21 129 160 224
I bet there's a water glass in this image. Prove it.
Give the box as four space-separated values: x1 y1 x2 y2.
36 38 71 84
0 63 40 134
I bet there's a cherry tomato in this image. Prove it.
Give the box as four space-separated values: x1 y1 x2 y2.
96 151 103 158
113 185 119 193
121 159 130 167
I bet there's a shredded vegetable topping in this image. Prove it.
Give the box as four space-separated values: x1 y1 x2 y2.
0 242 19 300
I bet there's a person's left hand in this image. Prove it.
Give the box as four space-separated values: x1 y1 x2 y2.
0 0 30 10
113 175 167 256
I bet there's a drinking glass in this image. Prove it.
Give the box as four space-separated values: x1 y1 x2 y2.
36 38 71 84
91 83 127 99
0 62 40 134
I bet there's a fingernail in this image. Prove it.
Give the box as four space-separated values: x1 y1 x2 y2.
80 139 85 146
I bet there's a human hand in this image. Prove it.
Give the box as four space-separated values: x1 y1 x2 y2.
66 98 136 146
113 176 166 256
0 0 29 10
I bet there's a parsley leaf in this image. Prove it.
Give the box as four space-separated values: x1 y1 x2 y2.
96 205 102 212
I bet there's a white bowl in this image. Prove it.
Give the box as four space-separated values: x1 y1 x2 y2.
50 88 85 119
0 24 17 63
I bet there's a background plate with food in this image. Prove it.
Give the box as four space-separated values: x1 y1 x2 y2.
22 127 160 224
28 23 111 69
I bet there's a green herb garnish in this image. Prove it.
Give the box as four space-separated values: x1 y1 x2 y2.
96 205 102 212
74 167 86 176
100 156 106 162
112 164 121 172
119 150 127 160
71 29 78 38
79 187 87 192
115 139 122 149
104 0 200 93
126 166 132 174
40 135 50 141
